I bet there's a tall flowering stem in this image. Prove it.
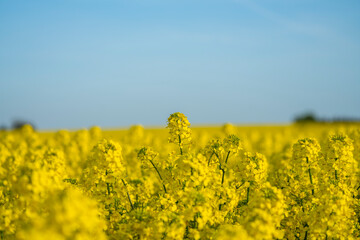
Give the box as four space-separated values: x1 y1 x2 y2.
291 138 320 196
167 112 192 155
325 134 357 192
221 134 242 185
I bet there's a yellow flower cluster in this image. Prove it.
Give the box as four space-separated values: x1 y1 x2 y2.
17 188 107 240
0 117 359 239
167 112 192 155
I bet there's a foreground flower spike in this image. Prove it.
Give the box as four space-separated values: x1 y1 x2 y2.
324 134 357 190
235 152 268 202
167 112 192 155
204 138 224 166
292 138 321 195
223 134 242 162
220 134 242 185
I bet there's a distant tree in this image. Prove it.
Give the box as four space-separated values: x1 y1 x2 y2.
11 120 36 130
294 112 317 123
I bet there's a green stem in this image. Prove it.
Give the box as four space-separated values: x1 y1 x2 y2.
335 170 338 180
246 187 250 204
105 169 112 196
121 179 134 210
106 182 111 196
325 226 328 240
178 135 183 155
221 166 225 185
220 152 231 185
306 157 314 195
214 152 220 161
149 159 167 193
208 152 214 166
334 158 338 181
304 230 308 240
225 151 231 164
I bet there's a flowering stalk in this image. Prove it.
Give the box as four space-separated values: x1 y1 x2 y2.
221 135 242 185
167 112 192 155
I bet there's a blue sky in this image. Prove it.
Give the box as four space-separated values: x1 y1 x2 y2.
1 0 359 129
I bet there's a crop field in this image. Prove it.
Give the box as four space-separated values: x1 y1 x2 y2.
1 112 360 239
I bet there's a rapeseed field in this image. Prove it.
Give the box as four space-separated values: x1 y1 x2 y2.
1 112 360 239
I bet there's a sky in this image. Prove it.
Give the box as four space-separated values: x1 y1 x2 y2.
1 0 359 129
